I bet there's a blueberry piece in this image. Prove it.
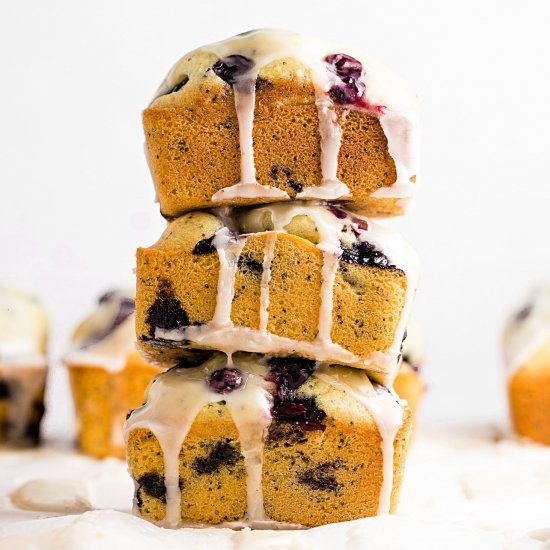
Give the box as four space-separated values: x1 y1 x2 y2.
268 357 315 399
340 241 395 269
297 461 343 493
238 254 263 274
328 79 366 106
137 472 166 502
192 236 216 255
146 289 189 332
272 398 326 429
289 180 303 193
516 304 533 322
212 55 254 85
163 75 189 96
325 54 363 79
328 205 348 220
209 368 243 394
192 440 242 474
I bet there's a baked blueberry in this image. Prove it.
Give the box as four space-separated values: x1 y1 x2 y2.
209 368 244 394
146 289 189 333
212 55 254 85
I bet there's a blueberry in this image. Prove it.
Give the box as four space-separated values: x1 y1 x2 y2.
146 288 189 333
192 440 242 474
192 236 216 255
340 241 395 269
268 357 315 399
328 205 348 220
209 368 244 394
272 398 326 431
212 55 254 85
238 254 263 274
328 79 366 106
163 75 189 96
325 54 363 79
516 304 533 322
137 472 166 502
297 461 344 493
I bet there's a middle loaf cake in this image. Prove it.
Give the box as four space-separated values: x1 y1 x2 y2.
136 202 419 384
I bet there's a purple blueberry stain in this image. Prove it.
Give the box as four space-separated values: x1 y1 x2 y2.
209 368 244 394
212 55 254 86
328 205 348 220
146 287 189 335
192 439 242 475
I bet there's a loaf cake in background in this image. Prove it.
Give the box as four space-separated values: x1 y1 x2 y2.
136 203 419 385
504 284 550 445
144 29 419 218
125 352 411 528
64 290 161 458
394 322 425 423
0 286 48 447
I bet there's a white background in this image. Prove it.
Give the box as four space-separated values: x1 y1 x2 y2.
2 0 549 436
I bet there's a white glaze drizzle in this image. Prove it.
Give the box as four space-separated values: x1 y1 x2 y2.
123 354 273 527
315 365 404 514
503 283 550 374
259 234 277 332
156 29 419 204
153 203 419 384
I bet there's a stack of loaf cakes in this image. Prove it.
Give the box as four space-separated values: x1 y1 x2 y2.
125 29 421 528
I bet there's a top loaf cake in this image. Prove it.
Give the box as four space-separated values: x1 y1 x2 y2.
144 29 419 218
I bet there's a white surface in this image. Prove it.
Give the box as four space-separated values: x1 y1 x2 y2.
2 0 550 436
0 429 549 548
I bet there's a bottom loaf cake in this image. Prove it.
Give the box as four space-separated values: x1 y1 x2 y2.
125 352 412 528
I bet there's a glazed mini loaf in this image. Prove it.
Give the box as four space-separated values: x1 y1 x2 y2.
125 352 411 528
394 323 425 423
136 203 419 384
504 285 550 445
144 29 419 218
64 290 162 458
0 287 48 447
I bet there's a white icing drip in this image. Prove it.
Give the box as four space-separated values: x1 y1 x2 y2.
0 286 47 368
212 229 247 327
123 355 273 527
315 365 404 514
259 234 276 332
503 284 550 374
158 29 419 204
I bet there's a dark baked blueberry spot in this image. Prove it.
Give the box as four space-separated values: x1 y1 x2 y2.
288 180 303 193
340 241 395 269
272 397 326 431
238 253 263 274
146 288 189 333
212 55 254 85
137 472 166 502
351 216 369 232
192 236 216 255
0 379 12 399
269 165 279 180
192 440 242 474
325 53 366 107
162 75 189 96
297 461 344 493
516 303 533 322
209 368 244 394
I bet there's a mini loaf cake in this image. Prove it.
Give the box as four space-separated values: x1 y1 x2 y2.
394 323 425 423
145 29 419 218
136 203 419 384
0 287 48 447
125 352 411 528
504 284 550 445
64 290 162 458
